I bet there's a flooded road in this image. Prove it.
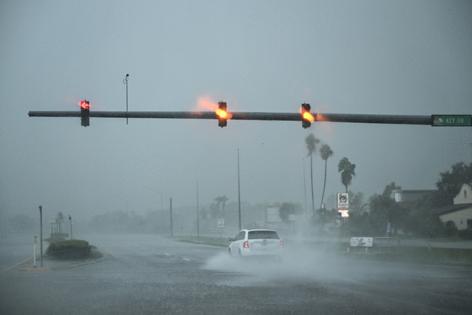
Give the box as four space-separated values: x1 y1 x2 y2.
1 234 471 314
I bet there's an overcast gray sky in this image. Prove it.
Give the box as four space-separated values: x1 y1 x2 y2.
1 0 471 220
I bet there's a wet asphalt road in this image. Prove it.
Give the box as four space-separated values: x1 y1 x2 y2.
1 234 472 315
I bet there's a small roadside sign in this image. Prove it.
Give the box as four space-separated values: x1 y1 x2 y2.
350 237 373 248
217 218 224 229
337 192 349 210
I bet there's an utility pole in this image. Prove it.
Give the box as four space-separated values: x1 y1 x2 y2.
196 181 200 239
237 148 242 230
169 198 174 238
68 215 73 239
303 158 308 216
310 153 315 216
38 205 43 267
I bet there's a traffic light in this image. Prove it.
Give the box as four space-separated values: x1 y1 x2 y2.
301 103 314 128
80 99 90 127
216 101 228 127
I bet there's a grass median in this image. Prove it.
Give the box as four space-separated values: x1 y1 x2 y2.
176 236 228 247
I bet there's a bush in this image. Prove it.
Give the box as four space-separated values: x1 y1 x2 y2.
48 232 68 242
47 240 91 259
458 229 472 240
444 221 458 237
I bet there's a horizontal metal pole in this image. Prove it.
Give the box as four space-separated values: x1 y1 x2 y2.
28 110 436 125
317 113 432 125
28 111 216 119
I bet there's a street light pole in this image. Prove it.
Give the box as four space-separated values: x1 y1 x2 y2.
303 158 308 216
237 148 242 230
196 181 200 239
38 205 43 268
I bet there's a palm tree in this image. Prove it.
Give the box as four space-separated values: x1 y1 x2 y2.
338 157 356 193
305 133 320 215
319 144 333 209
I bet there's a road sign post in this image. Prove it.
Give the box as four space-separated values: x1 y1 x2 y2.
337 192 349 219
33 235 38 268
38 205 43 268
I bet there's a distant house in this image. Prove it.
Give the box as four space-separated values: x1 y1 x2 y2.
453 183 472 205
437 184 472 231
392 189 436 204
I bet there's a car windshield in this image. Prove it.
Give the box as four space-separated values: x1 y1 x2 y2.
248 231 279 240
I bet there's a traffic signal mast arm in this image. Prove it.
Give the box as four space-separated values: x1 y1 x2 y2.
28 110 459 126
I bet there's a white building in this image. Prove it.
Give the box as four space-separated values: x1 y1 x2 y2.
453 183 472 205
438 184 472 231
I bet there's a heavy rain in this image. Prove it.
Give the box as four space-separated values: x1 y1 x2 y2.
1 1 472 314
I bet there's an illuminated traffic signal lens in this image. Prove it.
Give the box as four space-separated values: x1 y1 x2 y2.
216 101 228 127
301 103 314 128
80 100 90 110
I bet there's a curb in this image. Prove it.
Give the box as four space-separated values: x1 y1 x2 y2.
177 238 227 248
2 256 36 273
2 250 110 273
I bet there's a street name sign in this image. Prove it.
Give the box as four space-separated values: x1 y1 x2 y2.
432 115 472 127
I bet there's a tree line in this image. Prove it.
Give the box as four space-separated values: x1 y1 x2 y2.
305 132 472 238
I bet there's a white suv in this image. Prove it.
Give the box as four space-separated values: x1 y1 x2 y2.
228 229 284 257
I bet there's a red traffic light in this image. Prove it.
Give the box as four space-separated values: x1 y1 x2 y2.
80 100 90 110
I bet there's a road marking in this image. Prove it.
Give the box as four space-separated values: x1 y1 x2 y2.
2 256 33 273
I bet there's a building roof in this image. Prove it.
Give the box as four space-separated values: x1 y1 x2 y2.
401 189 437 193
393 189 437 204
435 203 472 216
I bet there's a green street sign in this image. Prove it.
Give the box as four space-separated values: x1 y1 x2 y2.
432 115 472 127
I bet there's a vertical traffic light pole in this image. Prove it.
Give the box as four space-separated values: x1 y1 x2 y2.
38 205 43 267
